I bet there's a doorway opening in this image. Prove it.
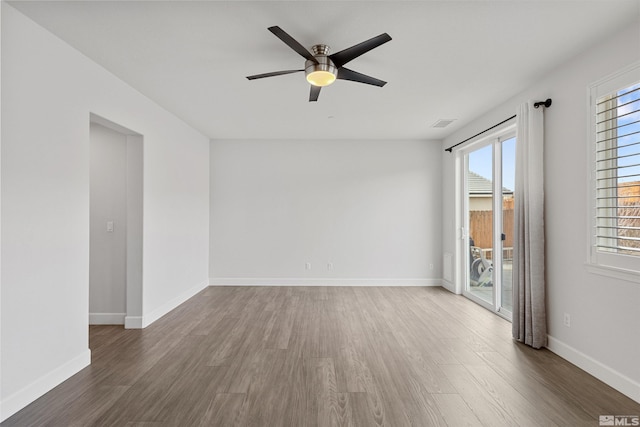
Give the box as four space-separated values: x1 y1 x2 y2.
89 114 143 328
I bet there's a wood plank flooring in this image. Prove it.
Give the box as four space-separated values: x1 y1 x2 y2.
3 286 639 426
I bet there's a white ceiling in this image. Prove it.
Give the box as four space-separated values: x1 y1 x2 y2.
8 0 640 140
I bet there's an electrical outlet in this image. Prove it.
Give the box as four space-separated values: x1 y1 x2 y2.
305 262 312 270
327 262 333 271
563 313 571 327
429 263 434 270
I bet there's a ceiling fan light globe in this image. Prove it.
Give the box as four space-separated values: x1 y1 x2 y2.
305 52 337 87
306 71 336 87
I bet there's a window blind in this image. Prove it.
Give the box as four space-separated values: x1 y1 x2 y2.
594 83 640 255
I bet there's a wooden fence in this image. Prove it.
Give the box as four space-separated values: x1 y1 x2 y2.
469 209 514 251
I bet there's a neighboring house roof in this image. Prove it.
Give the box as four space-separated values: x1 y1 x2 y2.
468 171 513 195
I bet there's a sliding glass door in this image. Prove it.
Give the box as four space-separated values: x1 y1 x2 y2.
463 133 515 319
500 137 515 314
466 145 495 305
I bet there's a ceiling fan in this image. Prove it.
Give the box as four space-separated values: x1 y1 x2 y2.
247 26 392 102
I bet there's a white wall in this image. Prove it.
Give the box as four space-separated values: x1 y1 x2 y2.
89 123 127 324
0 4 210 421
210 139 442 285
442 21 640 401
126 134 144 325
0 2 3 419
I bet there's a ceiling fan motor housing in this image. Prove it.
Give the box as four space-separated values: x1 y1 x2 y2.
305 44 337 86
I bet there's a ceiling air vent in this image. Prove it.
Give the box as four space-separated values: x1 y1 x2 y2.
432 119 456 128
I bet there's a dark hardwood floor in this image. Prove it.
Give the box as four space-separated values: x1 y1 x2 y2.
3 286 639 426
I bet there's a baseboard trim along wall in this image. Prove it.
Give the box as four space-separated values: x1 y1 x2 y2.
124 316 143 329
0 349 91 422
88 313 125 325
141 280 210 328
209 278 442 287
547 335 640 403
440 279 456 294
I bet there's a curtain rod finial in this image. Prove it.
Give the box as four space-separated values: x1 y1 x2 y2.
534 98 552 109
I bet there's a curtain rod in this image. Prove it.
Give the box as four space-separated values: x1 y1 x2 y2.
444 98 552 153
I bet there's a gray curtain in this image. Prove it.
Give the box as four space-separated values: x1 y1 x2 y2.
512 101 547 349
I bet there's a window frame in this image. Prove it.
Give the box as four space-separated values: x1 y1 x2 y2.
586 61 640 282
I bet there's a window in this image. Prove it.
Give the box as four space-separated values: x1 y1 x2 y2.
589 62 640 280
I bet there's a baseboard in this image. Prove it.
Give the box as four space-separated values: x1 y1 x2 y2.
124 316 143 329
209 277 442 286
89 312 125 325
441 279 457 294
547 335 640 403
0 349 91 422
141 279 209 328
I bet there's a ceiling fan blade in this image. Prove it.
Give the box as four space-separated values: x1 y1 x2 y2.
246 69 304 80
329 33 392 68
337 67 387 87
309 85 321 102
268 26 318 64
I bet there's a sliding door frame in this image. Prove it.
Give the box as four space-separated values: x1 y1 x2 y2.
456 124 515 320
